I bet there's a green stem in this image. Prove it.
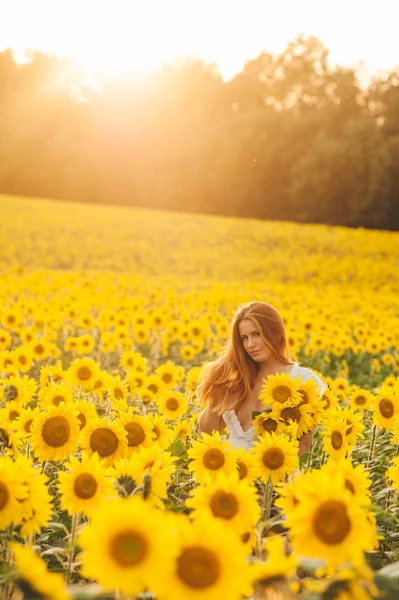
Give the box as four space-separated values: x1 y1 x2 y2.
67 512 79 584
262 479 273 523
367 425 378 469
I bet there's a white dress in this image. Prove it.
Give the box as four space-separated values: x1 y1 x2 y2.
221 364 327 450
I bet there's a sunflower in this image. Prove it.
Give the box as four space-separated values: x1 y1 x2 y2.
133 324 150 344
79 496 175 597
128 445 176 500
14 406 40 439
39 381 74 409
187 473 261 534
180 345 196 361
372 385 399 430
386 456 399 490
253 412 279 436
67 357 100 389
145 374 167 397
155 360 182 389
106 375 129 410
127 370 148 397
188 431 237 484
186 366 202 395
0 328 12 350
172 418 194 443
323 458 371 505
296 376 325 417
234 447 259 484
270 395 315 437
39 361 66 387
0 374 37 405
29 339 51 361
77 333 96 355
82 417 128 466
251 535 297 589
321 389 339 412
13 455 53 537
110 458 140 496
118 410 155 455
12 544 71 600
30 403 80 462
148 413 174 449
259 373 301 408
13 345 34 373
151 514 253 600
159 391 188 420
286 471 376 568
73 399 98 433
120 349 147 373
252 432 299 485
321 419 351 460
3 400 23 426
349 388 374 411
0 419 20 455
58 453 116 517
0 456 29 528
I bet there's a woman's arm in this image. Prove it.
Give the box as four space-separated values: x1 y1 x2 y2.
197 404 224 435
298 430 313 456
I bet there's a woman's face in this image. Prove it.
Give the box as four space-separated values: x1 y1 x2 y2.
238 318 273 362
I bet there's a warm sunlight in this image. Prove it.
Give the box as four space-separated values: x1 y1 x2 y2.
1 0 398 80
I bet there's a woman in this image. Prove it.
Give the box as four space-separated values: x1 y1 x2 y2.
197 301 326 455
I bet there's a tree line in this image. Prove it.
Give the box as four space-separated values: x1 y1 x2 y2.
1 35 398 229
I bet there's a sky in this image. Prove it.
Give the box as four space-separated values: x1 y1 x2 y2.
0 0 398 80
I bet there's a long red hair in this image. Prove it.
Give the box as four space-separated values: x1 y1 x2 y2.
198 301 293 415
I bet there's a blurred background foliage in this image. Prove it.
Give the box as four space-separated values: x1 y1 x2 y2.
0 35 398 229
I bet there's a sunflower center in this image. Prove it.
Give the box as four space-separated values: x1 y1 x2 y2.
263 448 284 470
124 422 145 447
299 390 309 405
237 460 248 480
74 473 98 499
0 482 9 510
9 410 20 421
162 373 173 384
313 500 351 544
344 479 355 495
202 448 225 470
77 413 86 430
148 384 158 394
110 530 148 566
114 388 124 399
281 407 301 424
331 431 343 450
77 366 92 381
355 396 366 406
241 532 251 544
24 419 33 433
152 426 160 439
42 416 70 447
90 427 119 457
177 546 221 589
52 395 65 407
272 385 291 403
379 398 394 419
210 491 239 519
166 397 179 411
262 418 277 433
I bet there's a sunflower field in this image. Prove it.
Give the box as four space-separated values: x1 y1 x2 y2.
0 194 399 600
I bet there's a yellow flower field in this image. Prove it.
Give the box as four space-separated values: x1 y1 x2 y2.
0 194 399 599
